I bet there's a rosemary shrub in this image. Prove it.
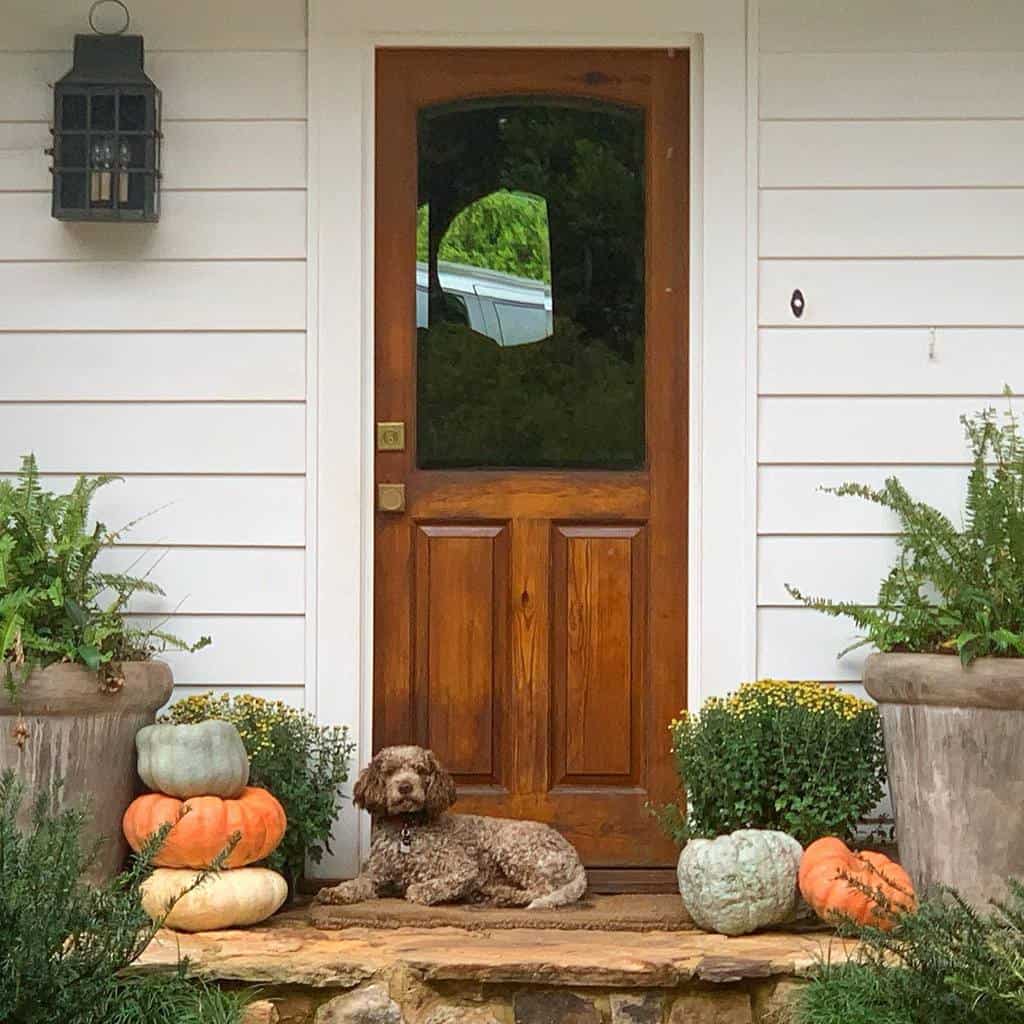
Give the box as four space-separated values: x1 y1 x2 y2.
0 455 209 701
793 880 1024 1024
0 770 242 1024
163 692 355 892
659 680 886 846
787 403 1024 666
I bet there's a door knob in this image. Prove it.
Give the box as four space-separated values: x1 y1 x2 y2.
377 483 406 512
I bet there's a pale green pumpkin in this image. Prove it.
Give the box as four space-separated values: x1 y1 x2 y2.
136 720 250 799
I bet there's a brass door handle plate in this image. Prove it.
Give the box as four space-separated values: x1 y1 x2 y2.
376 421 406 451
377 483 406 512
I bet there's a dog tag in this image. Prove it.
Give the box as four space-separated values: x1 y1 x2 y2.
399 826 413 854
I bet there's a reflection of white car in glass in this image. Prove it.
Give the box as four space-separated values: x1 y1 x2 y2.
416 260 553 346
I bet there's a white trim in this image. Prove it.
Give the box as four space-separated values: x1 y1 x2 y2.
307 0 755 878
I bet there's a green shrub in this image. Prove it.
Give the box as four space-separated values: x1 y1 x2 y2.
0 770 242 1024
0 454 209 701
787 402 1024 666
793 881 1024 1024
96 968 251 1024
162 692 355 892
659 680 886 846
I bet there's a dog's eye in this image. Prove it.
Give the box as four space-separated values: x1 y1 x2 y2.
415 764 429 775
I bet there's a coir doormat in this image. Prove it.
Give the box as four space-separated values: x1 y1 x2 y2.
310 893 696 932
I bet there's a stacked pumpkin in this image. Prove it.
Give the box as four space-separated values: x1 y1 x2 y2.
122 720 289 932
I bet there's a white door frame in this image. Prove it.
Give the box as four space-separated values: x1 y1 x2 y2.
305 0 758 879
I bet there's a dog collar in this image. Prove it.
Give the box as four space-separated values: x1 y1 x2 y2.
399 824 413 854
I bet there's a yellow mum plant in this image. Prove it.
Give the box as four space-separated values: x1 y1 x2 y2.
660 680 886 847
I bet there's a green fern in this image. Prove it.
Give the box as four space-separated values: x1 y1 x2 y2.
0 455 210 701
787 399 1024 666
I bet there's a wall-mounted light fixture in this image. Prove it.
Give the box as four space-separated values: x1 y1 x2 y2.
49 1 161 221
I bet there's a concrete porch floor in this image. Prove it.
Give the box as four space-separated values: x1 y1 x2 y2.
133 898 856 1023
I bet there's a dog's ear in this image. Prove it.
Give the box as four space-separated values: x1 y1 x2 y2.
423 749 457 817
353 754 388 815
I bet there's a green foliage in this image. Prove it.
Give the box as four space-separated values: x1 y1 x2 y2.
94 967 252 1024
417 190 552 283
793 881 1024 1024
787 402 1024 666
0 455 210 702
162 692 355 892
659 680 887 847
418 319 643 468
0 770 242 1024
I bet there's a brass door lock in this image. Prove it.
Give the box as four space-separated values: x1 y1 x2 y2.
377 483 406 512
376 421 406 452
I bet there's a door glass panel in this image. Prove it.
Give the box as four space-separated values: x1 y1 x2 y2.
416 100 645 469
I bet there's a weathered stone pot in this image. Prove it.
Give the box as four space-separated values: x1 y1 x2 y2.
864 652 1024 907
0 661 173 881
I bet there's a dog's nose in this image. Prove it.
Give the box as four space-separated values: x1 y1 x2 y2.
398 782 413 796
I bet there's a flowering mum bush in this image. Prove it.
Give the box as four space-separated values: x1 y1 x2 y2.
162 693 354 892
659 680 887 847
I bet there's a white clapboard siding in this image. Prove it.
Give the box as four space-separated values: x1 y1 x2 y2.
128 615 305 684
761 190 1024 259
169 684 306 710
760 0 1024 53
100 546 304 615
761 53 1024 119
759 260 1024 328
761 122 1024 189
0 474 306 546
0 404 305 474
4 0 306 51
0 192 306 261
0 333 305 400
759 397 992 464
0 123 49 192
0 52 307 123
759 465 970 535
0 123 306 192
759 329 1024 395
759 535 897 606
0 262 305 331
758 608 874 681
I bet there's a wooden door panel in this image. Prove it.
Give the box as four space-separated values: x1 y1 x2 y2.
552 524 646 786
413 523 510 787
375 48 688 877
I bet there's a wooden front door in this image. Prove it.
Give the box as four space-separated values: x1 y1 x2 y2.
374 48 688 875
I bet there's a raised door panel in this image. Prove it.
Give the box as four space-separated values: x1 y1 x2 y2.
413 524 510 787
552 524 646 787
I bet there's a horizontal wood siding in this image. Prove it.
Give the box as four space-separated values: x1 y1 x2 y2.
757 5 1024 684
1 0 308 698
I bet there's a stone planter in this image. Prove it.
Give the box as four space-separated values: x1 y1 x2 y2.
0 661 173 881
863 652 1024 907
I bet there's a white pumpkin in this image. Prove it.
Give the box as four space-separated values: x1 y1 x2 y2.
677 829 804 936
142 867 287 932
136 720 249 799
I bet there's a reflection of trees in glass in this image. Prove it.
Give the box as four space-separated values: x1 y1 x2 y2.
417 191 551 284
416 101 645 468
418 321 642 469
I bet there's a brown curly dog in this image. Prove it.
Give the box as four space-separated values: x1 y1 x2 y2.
316 745 587 909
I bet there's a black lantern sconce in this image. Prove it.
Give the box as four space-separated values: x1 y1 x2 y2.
49 1 161 221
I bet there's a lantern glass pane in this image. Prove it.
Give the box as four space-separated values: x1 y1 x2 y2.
119 94 147 131
59 134 88 167
91 94 115 130
60 173 87 209
61 94 87 130
122 173 147 211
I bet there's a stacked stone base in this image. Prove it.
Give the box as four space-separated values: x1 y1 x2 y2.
239 972 804 1024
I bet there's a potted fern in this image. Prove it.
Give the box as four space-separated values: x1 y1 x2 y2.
787 401 1024 908
0 456 209 880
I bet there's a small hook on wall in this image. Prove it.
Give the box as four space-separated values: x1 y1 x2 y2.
790 289 805 319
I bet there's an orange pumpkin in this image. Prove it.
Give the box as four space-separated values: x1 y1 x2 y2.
123 786 286 869
799 837 916 931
